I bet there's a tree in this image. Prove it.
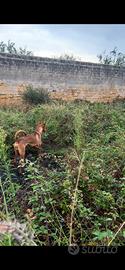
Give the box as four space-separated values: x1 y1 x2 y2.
18 47 33 56
97 47 125 67
0 40 33 56
0 41 6 53
7 40 17 54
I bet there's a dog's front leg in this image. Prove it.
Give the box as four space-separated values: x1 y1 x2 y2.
18 158 25 174
35 145 42 158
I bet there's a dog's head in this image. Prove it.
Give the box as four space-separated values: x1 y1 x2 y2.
36 122 47 132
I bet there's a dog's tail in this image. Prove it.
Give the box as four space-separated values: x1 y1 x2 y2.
14 130 27 140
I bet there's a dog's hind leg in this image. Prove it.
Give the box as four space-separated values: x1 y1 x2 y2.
13 146 19 165
17 144 26 174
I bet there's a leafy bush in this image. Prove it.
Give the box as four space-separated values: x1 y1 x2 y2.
22 85 50 105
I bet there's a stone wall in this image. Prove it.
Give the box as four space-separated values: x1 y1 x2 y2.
0 52 125 103
0 94 23 107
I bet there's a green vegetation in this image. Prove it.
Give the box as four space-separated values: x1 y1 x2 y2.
97 47 125 67
54 53 81 61
0 40 33 56
22 85 50 105
0 101 125 246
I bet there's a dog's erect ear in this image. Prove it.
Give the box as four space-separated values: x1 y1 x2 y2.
37 121 43 125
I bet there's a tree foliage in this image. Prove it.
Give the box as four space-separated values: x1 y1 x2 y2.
97 47 125 67
0 40 33 56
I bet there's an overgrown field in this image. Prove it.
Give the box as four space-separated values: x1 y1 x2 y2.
0 100 125 246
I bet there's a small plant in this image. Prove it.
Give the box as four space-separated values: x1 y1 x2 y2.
22 85 50 105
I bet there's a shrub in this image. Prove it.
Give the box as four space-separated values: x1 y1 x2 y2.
22 85 50 105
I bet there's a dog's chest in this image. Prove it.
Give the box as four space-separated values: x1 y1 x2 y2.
35 134 41 144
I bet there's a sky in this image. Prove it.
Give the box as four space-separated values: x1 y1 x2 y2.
0 24 125 63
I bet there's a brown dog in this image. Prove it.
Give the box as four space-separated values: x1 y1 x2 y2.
13 122 46 168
